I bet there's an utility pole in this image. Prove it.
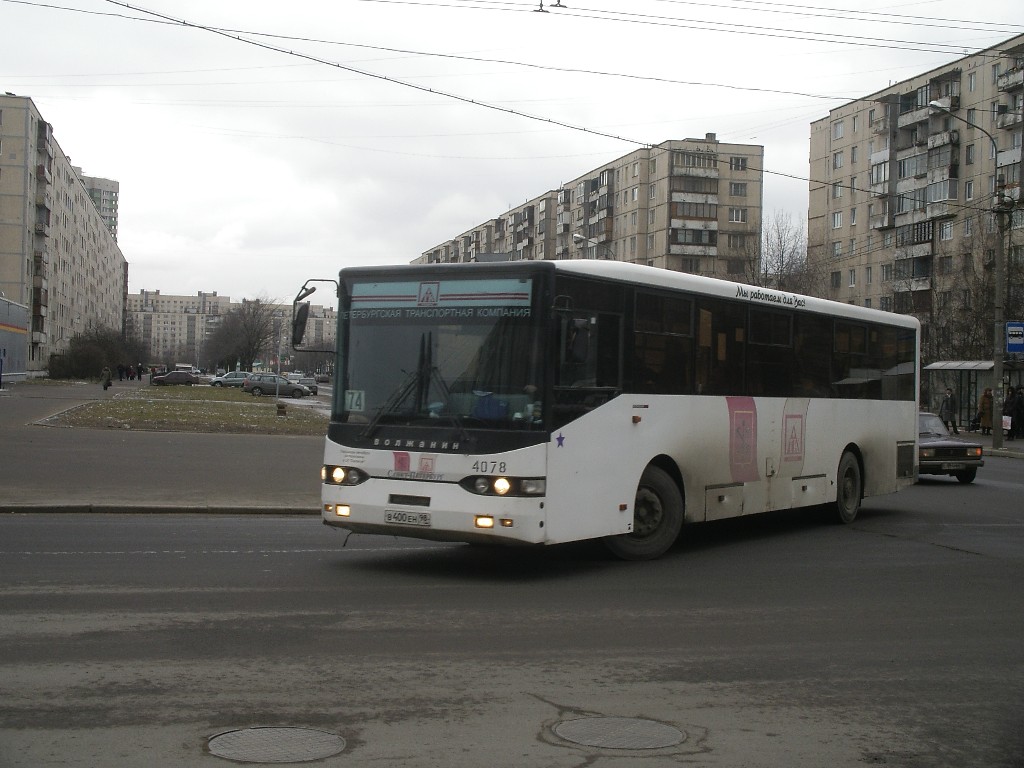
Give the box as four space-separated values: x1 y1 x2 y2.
928 101 1014 448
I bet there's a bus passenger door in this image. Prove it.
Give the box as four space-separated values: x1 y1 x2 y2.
546 312 632 543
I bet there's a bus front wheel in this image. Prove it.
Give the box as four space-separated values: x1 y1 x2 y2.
834 451 862 524
603 465 683 561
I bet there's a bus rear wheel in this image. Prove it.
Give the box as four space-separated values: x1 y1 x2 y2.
834 450 862 524
603 465 683 561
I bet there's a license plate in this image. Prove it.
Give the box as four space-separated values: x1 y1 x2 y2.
941 462 966 470
385 509 432 527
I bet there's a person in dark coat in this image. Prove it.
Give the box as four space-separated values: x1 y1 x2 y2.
938 388 959 434
978 388 993 435
1004 387 1019 441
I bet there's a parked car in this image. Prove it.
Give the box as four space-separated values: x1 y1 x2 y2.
151 371 200 386
210 370 251 387
242 373 311 398
297 377 319 395
918 412 984 484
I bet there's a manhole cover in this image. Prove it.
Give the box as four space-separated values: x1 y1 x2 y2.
208 726 346 763
553 716 684 750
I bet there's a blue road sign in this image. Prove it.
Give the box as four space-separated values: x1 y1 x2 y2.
1007 322 1024 354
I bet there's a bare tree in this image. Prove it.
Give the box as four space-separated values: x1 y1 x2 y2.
206 297 279 371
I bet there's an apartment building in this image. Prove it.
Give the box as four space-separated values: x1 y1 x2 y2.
78 171 119 241
0 94 127 372
420 136 765 281
126 290 337 367
808 34 1024 361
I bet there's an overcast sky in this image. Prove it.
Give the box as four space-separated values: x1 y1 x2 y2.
3 0 1022 308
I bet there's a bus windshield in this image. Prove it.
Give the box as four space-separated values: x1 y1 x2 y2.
336 274 547 433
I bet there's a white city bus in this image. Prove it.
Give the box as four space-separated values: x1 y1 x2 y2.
300 260 919 560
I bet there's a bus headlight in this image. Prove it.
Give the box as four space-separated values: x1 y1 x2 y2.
322 465 368 486
461 476 546 497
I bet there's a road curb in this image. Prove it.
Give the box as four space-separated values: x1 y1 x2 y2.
0 504 320 515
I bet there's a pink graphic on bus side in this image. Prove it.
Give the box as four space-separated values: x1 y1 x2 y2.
727 397 759 483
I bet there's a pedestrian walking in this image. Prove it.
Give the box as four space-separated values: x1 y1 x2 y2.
101 365 113 391
939 387 959 434
979 388 993 435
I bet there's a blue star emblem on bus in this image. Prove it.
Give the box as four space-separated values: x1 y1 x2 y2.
555 433 565 447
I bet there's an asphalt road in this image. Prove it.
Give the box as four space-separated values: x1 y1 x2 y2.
2 461 1023 768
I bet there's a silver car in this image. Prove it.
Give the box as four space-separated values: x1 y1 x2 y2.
243 373 311 398
209 371 251 387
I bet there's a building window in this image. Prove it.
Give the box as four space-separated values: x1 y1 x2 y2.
831 241 842 258
882 263 893 281
832 120 845 140
728 233 746 249
850 207 857 225
880 296 892 311
729 207 748 223
851 145 859 164
832 211 843 229
633 162 640 177
830 271 841 289
833 151 844 170
965 218 973 236
729 156 748 171
965 180 974 199
649 184 656 200
852 115 859 133
865 266 873 284
967 108 976 125
864 298 872 308
848 269 856 287
968 71 976 92
966 144 975 165
832 182 843 199
940 221 953 240
729 182 747 197
649 209 656 225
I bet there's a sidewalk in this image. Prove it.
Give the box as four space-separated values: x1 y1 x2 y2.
952 426 1024 459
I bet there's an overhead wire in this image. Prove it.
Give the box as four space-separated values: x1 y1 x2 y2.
6 0 1020 271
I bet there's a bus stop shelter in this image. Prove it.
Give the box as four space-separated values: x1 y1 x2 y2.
923 360 1024 429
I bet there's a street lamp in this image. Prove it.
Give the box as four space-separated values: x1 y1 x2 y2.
928 100 1014 448
572 232 613 260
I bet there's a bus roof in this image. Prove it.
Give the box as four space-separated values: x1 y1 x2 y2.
339 260 920 331
552 260 920 329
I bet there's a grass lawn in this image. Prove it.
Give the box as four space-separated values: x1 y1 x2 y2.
45 383 330 436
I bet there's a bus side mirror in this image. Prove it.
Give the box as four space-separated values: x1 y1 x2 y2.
292 302 311 347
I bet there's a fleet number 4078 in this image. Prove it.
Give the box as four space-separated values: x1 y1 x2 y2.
472 460 506 473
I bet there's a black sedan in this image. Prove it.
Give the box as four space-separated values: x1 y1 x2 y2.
918 412 984 484
151 371 200 386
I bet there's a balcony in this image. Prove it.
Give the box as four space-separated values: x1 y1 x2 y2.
927 129 959 149
871 115 892 135
997 146 1022 169
669 243 718 257
996 110 1023 130
926 202 956 219
35 164 52 184
869 212 894 230
897 106 930 129
997 68 1024 92
671 166 718 179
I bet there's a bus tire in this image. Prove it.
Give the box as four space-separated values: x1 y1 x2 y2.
835 450 862 524
603 465 683 561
